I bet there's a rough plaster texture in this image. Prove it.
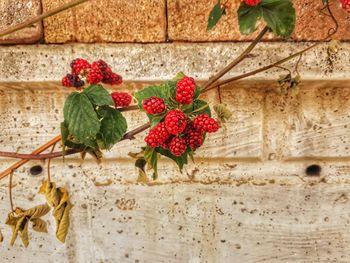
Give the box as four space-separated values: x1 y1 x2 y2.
0 43 349 82
168 0 350 41
1 43 350 262
0 0 42 44
41 0 166 43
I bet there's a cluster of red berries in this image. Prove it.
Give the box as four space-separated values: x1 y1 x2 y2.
143 76 220 157
62 58 122 88
243 0 261 6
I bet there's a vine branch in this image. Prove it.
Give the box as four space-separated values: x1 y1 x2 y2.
0 0 91 38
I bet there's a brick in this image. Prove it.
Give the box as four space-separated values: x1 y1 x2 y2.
42 0 166 43
168 0 350 41
0 0 42 44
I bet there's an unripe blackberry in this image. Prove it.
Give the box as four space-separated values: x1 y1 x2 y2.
70 58 91 75
193 114 220 133
62 74 84 88
86 62 103 84
111 92 132 107
169 137 187 156
164 109 187 135
94 59 112 74
145 122 171 148
142 97 166 114
176 76 196 105
243 0 261 6
184 125 204 150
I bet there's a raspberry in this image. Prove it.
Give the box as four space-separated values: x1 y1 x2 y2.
176 76 196 105
111 92 132 107
341 0 350 11
86 62 103 84
184 125 204 150
103 72 123 85
193 114 220 133
142 97 166 114
70 58 91 75
169 137 187 156
164 109 187 135
145 122 170 148
62 74 84 88
242 0 261 6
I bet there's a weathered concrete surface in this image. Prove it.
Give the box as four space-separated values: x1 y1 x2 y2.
42 0 166 43
0 43 349 82
0 0 42 44
168 0 350 41
1 43 350 262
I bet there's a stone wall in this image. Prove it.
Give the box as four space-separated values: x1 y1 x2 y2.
1 0 350 44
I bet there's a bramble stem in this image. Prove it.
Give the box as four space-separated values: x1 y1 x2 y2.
201 26 269 92
0 0 91 38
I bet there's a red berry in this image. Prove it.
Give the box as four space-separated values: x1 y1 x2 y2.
103 72 123 85
184 124 204 150
62 74 84 88
94 59 112 74
243 0 261 6
142 97 166 114
70 58 91 75
176 76 196 105
164 109 187 135
341 0 350 11
145 122 171 148
111 92 132 107
193 114 220 133
169 137 187 156
86 62 103 84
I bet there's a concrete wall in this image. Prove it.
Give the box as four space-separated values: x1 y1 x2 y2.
1 0 350 44
1 43 350 262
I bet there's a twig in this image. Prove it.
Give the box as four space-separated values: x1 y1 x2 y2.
9 172 14 212
0 136 62 181
47 143 57 182
0 123 151 161
0 0 91 38
201 26 269 92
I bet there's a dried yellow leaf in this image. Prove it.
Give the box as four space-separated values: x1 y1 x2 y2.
5 203 50 247
39 180 73 243
94 179 113 187
31 218 48 233
214 104 232 122
0 229 3 243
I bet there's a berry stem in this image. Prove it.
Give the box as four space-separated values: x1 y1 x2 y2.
200 26 269 92
0 0 91 38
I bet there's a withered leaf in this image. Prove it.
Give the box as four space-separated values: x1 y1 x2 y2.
214 104 232 122
5 203 50 247
39 180 73 243
0 229 3 243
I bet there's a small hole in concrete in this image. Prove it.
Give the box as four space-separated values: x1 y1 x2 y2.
29 165 43 176
305 164 321 176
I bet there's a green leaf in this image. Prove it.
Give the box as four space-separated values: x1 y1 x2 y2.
97 106 127 149
238 0 295 37
261 0 295 37
134 84 172 108
156 147 189 172
63 92 100 148
82 85 113 106
144 147 159 179
207 1 226 30
238 4 262 35
184 99 211 116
